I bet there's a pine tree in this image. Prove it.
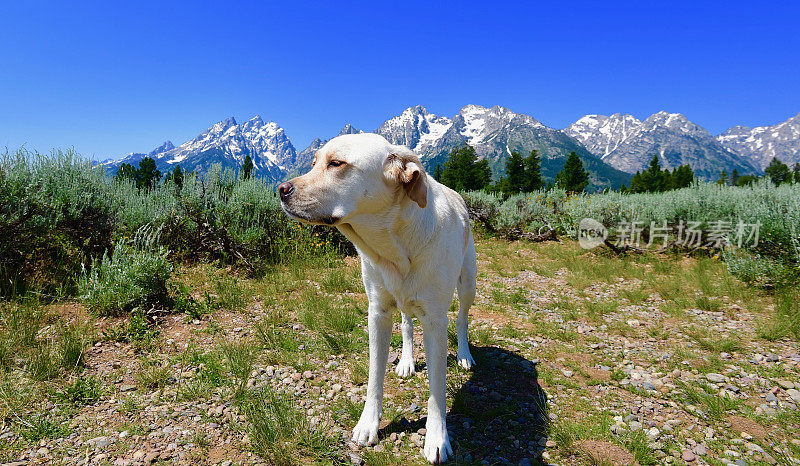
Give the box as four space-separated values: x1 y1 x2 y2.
629 171 646 193
555 151 589 193
717 170 729 185
136 157 161 189
765 158 790 185
522 149 543 192
669 165 694 189
500 151 525 195
242 154 254 180
171 165 184 190
643 155 668 192
793 163 800 183
116 163 138 183
730 169 739 187
432 164 443 181
441 145 492 191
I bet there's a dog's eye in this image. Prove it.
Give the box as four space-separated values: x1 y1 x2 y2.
328 160 345 168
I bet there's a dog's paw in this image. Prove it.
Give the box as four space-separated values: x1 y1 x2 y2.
351 416 379 446
456 349 475 370
422 427 452 464
395 357 416 378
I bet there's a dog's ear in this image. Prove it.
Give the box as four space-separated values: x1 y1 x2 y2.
385 152 428 208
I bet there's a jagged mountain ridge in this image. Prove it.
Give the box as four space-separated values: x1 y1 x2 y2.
107 106 800 187
375 105 631 190
717 112 800 169
564 112 761 179
106 116 296 180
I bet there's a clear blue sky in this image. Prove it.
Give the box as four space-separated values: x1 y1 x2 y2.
1 1 798 160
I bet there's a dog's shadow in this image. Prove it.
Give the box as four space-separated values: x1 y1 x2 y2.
382 346 549 465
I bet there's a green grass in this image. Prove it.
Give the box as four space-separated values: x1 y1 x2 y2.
686 327 743 353
298 291 365 355
59 375 105 405
240 386 339 466
135 358 171 391
674 381 743 420
220 338 258 397
321 268 361 293
17 412 69 442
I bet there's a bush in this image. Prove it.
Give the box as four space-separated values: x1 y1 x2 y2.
462 180 800 272
0 149 115 297
723 248 788 288
1 149 351 297
80 228 172 315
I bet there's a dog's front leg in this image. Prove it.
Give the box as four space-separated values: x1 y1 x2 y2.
420 313 452 464
352 304 392 446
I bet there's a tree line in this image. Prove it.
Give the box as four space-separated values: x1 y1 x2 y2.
117 147 798 196
432 145 591 195
116 154 255 189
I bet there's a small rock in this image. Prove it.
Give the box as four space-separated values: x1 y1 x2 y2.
777 380 795 390
706 373 725 383
693 444 707 456
682 450 696 462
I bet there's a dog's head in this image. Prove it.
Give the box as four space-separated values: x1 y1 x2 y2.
279 133 428 225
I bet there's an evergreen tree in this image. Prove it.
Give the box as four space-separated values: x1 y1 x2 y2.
500 151 526 195
441 145 492 191
793 163 800 183
644 155 668 192
717 170 729 185
242 154 254 180
136 157 161 189
432 164 443 181
628 155 684 193
629 171 646 193
522 149 543 192
169 165 184 190
473 158 492 190
765 158 790 185
116 163 138 183
730 169 739 187
670 165 694 189
555 151 589 193
736 174 758 186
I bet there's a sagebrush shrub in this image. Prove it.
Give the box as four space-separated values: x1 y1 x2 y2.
80 229 172 315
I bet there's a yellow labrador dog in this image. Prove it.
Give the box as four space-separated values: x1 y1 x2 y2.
279 133 476 463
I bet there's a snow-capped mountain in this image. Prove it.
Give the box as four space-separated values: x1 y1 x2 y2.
376 105 631 190
565 111 760 179
376 105 454 157
107 106 799 187
107 116 296 180
564 114 642 159
717 112 800 169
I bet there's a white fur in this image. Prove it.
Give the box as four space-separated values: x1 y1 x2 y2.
281 133 476 464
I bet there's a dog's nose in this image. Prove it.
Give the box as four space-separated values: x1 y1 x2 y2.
278 181 295 200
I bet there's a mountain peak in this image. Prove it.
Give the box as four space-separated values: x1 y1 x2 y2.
717 110 800 169
149 141 175 157
338 124 361 136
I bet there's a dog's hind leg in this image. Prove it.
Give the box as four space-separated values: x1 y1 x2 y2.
395 311 416 377
455 239 477 370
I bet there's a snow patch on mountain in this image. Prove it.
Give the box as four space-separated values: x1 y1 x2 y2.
717 112 800 169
